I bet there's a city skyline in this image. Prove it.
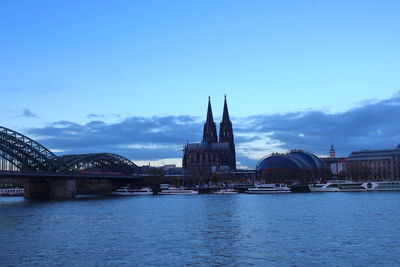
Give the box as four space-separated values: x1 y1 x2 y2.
17 94 400 169
1 0 400 168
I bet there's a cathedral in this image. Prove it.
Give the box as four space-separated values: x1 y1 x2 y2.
183 96 236 177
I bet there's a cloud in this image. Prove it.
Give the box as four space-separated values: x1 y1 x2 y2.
235 94 400 159
21 109 37 118
86 113 122 119
22 93 400 168
27 115 203 165
87 113 104 119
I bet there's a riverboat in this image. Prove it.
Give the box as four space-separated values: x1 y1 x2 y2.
245 184 291 194
214 188 239 194
159 186 199 195
309 181 400 192
110 187 153 196
0 187 24 196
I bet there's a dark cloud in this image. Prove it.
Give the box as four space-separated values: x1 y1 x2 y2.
28 115 203 161
21 109 37 118
238 95 400 157
24 94 400 168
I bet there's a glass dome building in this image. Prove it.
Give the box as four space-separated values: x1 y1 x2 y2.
256 150 326 183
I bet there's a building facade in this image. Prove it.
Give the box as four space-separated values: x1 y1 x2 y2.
346 145 400 180
321 145 346 176
182 97 236 177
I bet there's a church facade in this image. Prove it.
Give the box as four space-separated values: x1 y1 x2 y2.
182 97 236 177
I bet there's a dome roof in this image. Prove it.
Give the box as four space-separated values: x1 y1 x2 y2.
256 150 325 172
257 154 300 171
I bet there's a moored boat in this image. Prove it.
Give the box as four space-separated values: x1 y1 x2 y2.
110 187 153 196
0 187 24 196
214 188 239 194
159 186 199 195
309 181 400 192
245 184 291 194
368 181 400 191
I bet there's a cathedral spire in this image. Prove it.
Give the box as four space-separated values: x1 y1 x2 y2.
221 94 230 123
219 95 234 144
202 96 218 143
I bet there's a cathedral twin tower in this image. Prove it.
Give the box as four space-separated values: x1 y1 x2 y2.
183 96 236 177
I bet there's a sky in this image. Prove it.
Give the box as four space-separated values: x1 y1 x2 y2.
1 0 400 168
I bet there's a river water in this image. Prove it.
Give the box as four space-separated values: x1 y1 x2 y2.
1 193 400 266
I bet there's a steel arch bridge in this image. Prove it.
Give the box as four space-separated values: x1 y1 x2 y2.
0 126 139 174
0 126 60 171
59 153 140 174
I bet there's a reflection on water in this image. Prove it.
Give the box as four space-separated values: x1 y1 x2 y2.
1 193 400 266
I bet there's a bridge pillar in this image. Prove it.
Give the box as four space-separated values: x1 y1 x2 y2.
24 180 76 199
49 180 76 199
24 181 49 199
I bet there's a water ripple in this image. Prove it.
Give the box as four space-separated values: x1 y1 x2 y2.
1 193 400 266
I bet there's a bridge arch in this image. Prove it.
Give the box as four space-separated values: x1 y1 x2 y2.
0 126 59 171
60 153 140 174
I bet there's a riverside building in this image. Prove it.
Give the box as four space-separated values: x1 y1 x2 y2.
321 145 346 176
182 96 236 177
346 145 400 180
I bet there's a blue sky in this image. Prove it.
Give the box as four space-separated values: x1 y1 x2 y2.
1 0 400 168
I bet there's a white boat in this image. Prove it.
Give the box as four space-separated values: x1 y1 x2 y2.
214 188 239 194
110 187 153 196
368 181 400 191
0 187 24 196
309 181 400 192
245 184 291 194
159 186 199 195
